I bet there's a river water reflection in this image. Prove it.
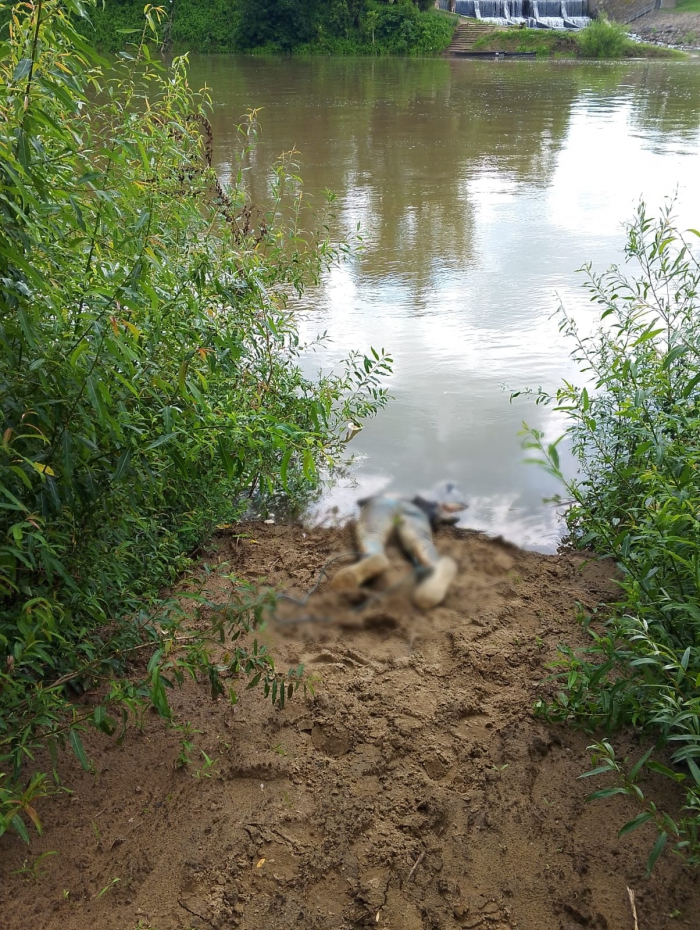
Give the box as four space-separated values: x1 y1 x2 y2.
187 56 700 551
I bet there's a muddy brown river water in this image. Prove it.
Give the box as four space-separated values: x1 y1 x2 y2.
187 56 700 551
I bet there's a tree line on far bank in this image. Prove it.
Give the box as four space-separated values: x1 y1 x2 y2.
87 0 456 55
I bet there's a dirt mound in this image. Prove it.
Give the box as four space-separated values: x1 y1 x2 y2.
1 523 697 930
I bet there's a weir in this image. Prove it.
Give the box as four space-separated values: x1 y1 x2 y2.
440 0 591 28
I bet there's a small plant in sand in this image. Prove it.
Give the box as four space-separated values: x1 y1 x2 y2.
94 877 121 900
11 850 58 882
193 750 220 780
580 740 699 875
174 722 200 770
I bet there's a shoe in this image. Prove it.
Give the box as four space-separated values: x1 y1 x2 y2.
412 556 457 609
329 553 390 590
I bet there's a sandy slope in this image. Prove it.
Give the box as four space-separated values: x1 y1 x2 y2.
1 522 698 930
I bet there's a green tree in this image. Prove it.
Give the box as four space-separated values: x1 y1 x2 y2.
237 0 320 49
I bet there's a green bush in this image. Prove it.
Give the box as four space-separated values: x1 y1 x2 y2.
576 15 631 59
236 0 318 51
169 0 241 52
82 0 149 51
370 1 454 55
0 0 391 840
517 203 700 871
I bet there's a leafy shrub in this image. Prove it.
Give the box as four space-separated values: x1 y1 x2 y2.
168 0 241 52
576 15 631 58
0 0 390 840
517 203 700 870
369 0 454 55
79 0 148 51
236 0 317 51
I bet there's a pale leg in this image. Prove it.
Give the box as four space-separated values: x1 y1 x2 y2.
329 497 396 590
395 504 457 609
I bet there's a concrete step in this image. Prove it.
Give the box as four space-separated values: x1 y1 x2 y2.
444 20 496 54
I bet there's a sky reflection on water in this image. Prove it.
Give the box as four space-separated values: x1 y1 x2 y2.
188 57 700 551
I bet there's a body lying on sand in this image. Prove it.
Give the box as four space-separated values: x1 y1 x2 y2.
330 482 468 609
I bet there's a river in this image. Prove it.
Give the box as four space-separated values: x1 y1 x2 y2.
187 55 700 551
